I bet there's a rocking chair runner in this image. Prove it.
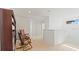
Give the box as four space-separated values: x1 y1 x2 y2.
16 29 32 51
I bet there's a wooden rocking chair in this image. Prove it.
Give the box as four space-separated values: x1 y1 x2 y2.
16 29 32 51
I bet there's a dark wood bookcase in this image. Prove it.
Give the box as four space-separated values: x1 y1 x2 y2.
0 8 16 51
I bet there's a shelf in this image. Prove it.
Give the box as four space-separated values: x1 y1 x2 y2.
11 11 16 46
12 22 16 26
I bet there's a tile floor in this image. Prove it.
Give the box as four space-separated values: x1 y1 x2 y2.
15 39 78 51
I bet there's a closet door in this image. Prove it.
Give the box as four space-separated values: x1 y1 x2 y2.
1 9 13 51
0 9 3 50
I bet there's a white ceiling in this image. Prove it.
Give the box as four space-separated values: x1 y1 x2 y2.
11 8 51 22
12 8 51 17
11 8 79 23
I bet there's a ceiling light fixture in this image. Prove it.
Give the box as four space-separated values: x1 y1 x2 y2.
28 10 31 14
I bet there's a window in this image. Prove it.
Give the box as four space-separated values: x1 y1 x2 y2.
66 19 79 24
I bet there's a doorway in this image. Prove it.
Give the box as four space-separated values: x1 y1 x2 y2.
41 23 45 39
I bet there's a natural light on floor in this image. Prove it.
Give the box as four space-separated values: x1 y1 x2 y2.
62 44 79 51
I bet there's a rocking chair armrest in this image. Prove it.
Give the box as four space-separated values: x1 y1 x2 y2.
25 33 30 37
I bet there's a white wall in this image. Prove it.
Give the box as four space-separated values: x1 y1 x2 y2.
42 16 49 30
14 15 30 40
49 8 79 30
48 8 79 45
30 16 49 40
43 30 54 45
31 20 42 39
43 30 65 45
15 16 30 33
14 13 47 40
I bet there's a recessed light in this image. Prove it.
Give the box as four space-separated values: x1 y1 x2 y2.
28 10 31 14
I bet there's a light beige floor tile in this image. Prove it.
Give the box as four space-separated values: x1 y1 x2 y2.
15 39 77 51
